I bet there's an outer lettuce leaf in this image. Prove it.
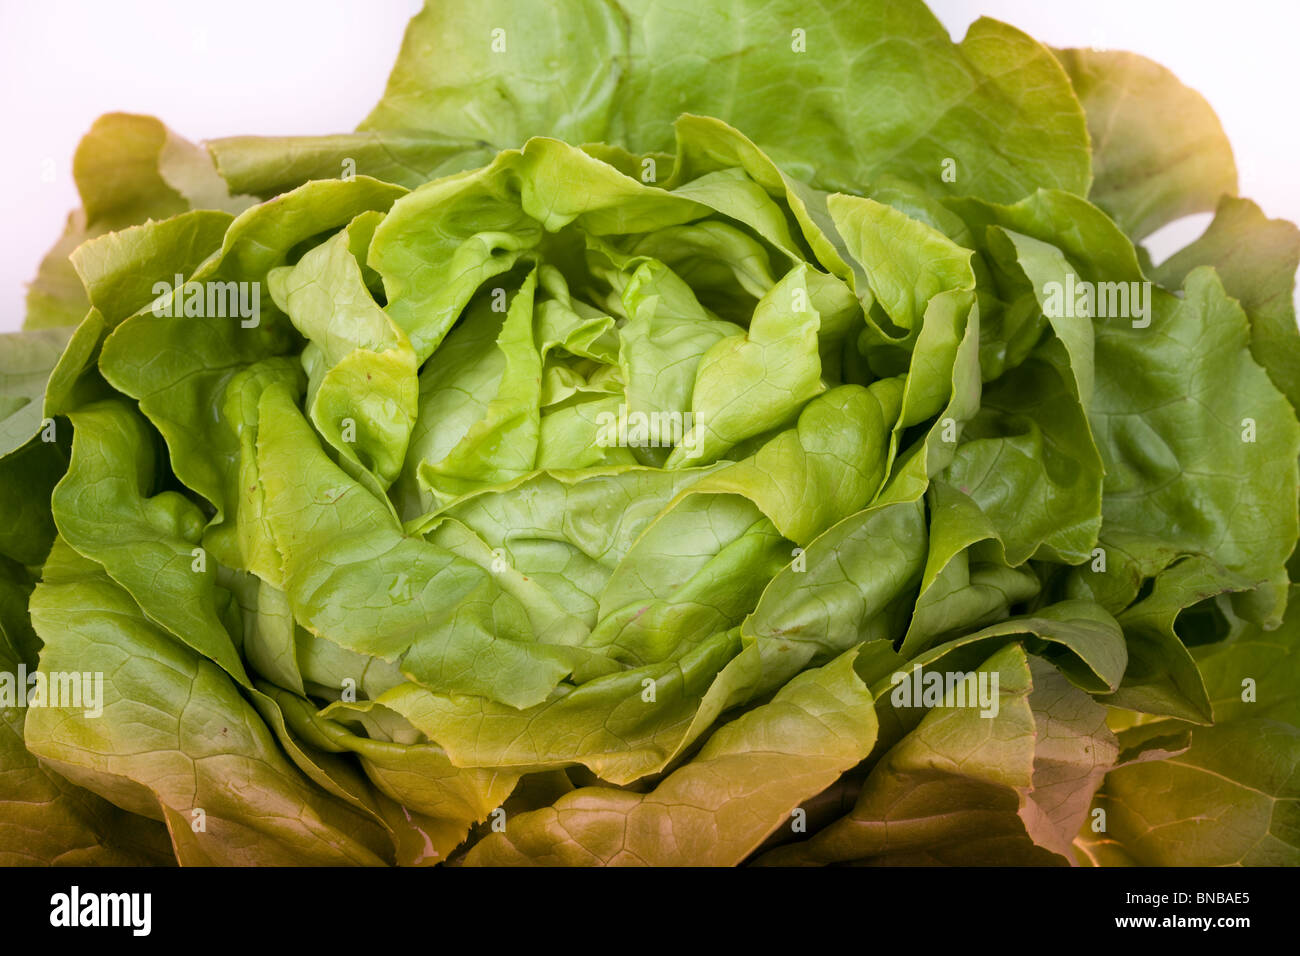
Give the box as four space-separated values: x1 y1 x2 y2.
25 210 93 331
0 327 74 458
759 645 1116 865
1154 196 1300 411
70 210 235 325
1085 587 1300 866
362 0 625 147
71 113 251 228
1092 268 1300 626
25 113 255 330
952 187 1300 626
0 441 66 567
209 132 495 196
42 210 237 422
0 695 175 866
0 558 174 865
365 1 1090 204
23 541 394 866
1055 48 1237 240
461 648 878 865
262 685 518 865
0 326 75 568
1098 722 1300 866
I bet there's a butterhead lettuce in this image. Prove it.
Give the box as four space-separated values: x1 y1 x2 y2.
2 0 1298 867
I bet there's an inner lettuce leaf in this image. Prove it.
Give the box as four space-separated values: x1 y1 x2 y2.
3 0 1298 869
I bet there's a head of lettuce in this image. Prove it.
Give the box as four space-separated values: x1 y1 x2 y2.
2 0 1299 867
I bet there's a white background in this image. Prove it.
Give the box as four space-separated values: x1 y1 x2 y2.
2 0 1296 331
